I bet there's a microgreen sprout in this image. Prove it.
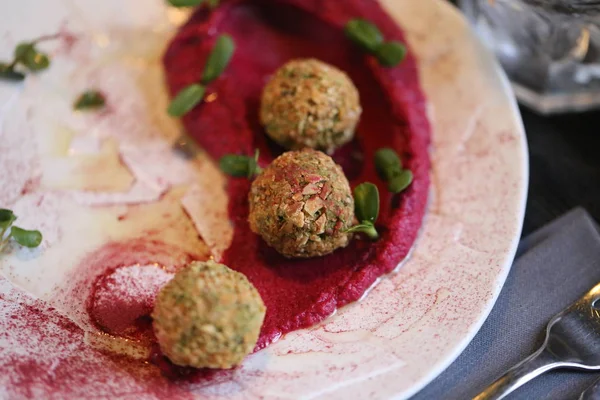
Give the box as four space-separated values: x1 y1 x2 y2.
0 209 42 253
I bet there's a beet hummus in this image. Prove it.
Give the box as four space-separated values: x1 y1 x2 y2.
163 0 431 350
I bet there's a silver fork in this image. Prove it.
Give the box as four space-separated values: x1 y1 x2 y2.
474 282 600 400
580 375 600 400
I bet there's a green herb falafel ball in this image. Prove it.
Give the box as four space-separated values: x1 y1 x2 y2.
248 148 354 258
260 58 362 154
152 260 265 369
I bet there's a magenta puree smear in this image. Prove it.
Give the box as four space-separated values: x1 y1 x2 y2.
163 0 430 350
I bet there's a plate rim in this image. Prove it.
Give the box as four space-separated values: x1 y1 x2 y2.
396 2 529 397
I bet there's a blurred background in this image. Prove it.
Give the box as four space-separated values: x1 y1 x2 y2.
453 0 600 235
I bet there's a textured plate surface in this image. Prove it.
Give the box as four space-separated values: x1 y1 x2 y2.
0 0 527 398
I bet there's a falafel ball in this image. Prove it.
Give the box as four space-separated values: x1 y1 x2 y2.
260 58 362 154
152 260 266 369
248 148 354 258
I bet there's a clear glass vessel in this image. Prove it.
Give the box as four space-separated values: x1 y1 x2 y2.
460 0 600 114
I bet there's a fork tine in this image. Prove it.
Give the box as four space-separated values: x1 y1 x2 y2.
579 375 600 400
476 281 600 400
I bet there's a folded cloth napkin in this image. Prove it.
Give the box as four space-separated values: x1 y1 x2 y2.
413 208 600 400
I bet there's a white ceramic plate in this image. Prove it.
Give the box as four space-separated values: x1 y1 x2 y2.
0 0 527 398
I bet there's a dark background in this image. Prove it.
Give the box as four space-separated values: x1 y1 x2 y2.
521 108 600 235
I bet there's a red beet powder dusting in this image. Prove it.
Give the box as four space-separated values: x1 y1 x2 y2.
0 276 214 399
90 264 173 339
164 0 430 350
78 239 203 337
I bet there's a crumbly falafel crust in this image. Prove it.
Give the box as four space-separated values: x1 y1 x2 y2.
152 261 266 369
248 149 354 258
260 59 362 154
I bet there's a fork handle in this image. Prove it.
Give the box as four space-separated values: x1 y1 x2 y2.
473 347 563 400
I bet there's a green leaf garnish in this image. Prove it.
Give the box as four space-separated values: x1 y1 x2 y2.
248 148 261 178
1 35 59 81
344 18 407 67
24 51 50 71
167 83 206 117
374 147 402 181
168 0 204 7
0 209 43 253
219 155 252 177
374 147 413 193
202 34 235 84
354 182 379 224
344 18 384 53
14 42 50 71
345 221 378 240
0 209 16 230
74 90 106 111
10 226 42 248
14 43 35 63
345 183 380 240
388 169 413 194
166 34 230 120
219 149 262 179
0 63 25 81
207 0 220 8
375 41 406 67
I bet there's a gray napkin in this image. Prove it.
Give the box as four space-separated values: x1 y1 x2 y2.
413 208 600 400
